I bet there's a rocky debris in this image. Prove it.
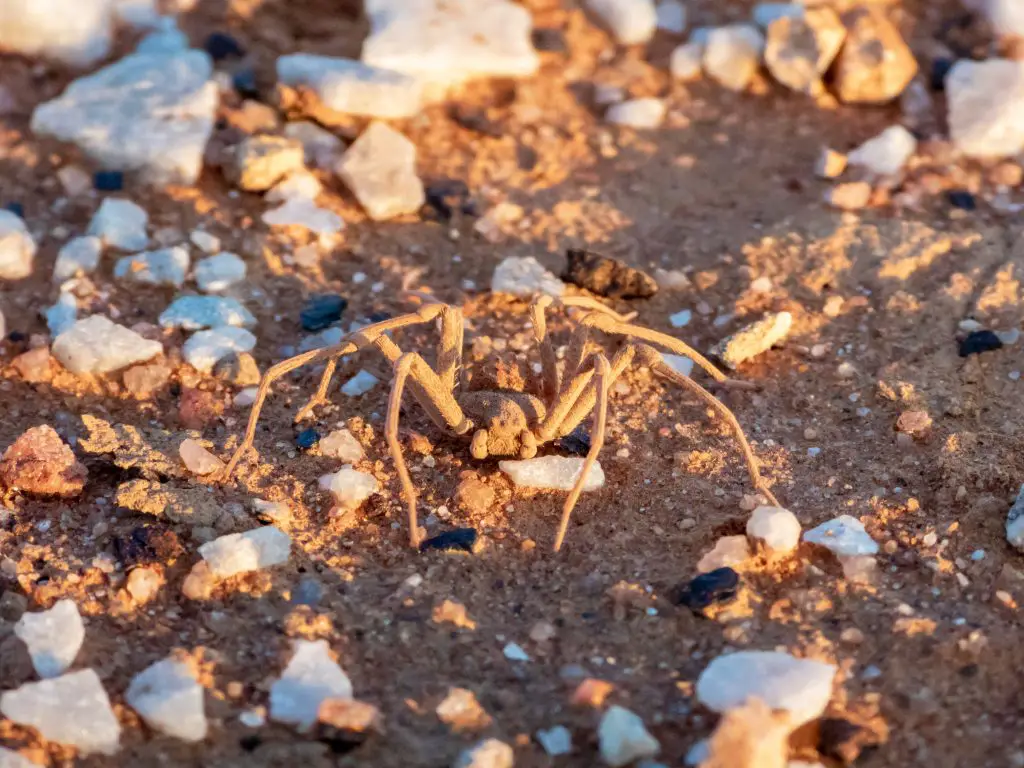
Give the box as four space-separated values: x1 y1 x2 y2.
1 670 121 756
183 327 257 373
500 456 605 491
0 425 88 498
125 657 207 742
696 651 836 726
815 148 847 178
572 678 615 708
697 535 751 573
433 599 477 629
52 316 163 374
492 256 565 297
421 527 479 553
703 25 765 92
341 370 379 396
605 97 666 128
1006 485 1024 551
895 410 932 438
317 697 383 736
124 566 163 604
194 252 246 292
227 135 305 192
283 121 345 169
361 0 538 94
198 526 290 579
319 429 364 463
700 697 791 768
319 466 379 509
746 506 801 555
117 481 215 527
0 210 36 280
831 8 917 105
0 0 113 66
14 600 85 679
79 415 187 479
335 122 424 221
266 171 323 203
537 725 573 757
563 249 658 299
437 688 492 732
12 347 52 383
213 352 260 387
826 181 871 210
670 41 704 81
946 60 1024 159
300 294 347 331
985 0 1024 38
803 515 878 557
44 292 78 336
764 8 845 95
262 197 344 236
31 50 219 186
673 567 740 612
711 311 791 369
454 739 514 768
656 1 686 34
53 236 103 283
87 198 149 251
159 295 256 330
114 247 190 287
598 706 660 767
270 639 353 730
847 126 916 177
178 439 224 476
456 475 496 514
585 0 656 45
277 55 423 119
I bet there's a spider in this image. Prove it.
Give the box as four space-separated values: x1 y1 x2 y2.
219 293 780 551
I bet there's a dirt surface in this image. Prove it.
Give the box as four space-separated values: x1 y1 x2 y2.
3 1 1024 767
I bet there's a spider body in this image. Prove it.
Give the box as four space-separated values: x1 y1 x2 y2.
220 294 780 551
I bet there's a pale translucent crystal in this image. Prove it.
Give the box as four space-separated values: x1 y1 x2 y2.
87 198 149 251
598 706 660 767
341 370 379 396
159 295 256 330
199 526 291 578
182 327 257 373
803 515 879 557
746 506 801 555
14 599 85 678
178 438 224 475
335 122 424 221
270 640 352 730
125 658 208 742
113 247 189 287
52 315 163 374
499 456 605 491
319 466 379 507
319 429 364 462
491 256 565 297
194 252 247 293
277 54 422 118
0 210 36 280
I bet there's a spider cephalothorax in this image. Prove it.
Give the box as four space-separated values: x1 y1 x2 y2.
219 294 779 551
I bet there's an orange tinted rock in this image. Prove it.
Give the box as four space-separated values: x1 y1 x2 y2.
0 425 87 497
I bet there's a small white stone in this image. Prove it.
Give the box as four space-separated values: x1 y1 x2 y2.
656 1 687 34
44 292 78 336
319 428 364 463
696 650 837 725
1005 484 1024 551
182 327 257 374
265 171 323 203
179 438 224 475
114 246 190 287
0 210 37 280
586 0 657 45
57 165 93 196
454 739 514 768
711 311 792 369
803 515 879 557
491 256 565 297
670 309 692 328
697 535 751 573
87 198 149 251
341 369 379 396
0 747 39 768
125 658 207 742
598 706 660 767
847 125 916 177
670 42 704 81
159 295 256 330
53 315 163 374
270 639 352 730
335 122 424 221
985 0 1024 38
746 505 801 555
14 599 85 678
0 0 113 66
503 642 530 662
194 252 247 293
0 669 121 755
500 456 605 491
234 387 258 407
662 353 694 377
605 98 665 128
199 526 291 579
947 59 1024 159
278 54 423 118
190 230 221 254
703 24 765 91
318 465 379 508
537 725 573 756
53 235 103 282
262 197 344 236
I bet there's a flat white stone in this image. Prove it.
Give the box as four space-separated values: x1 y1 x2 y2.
14 599 85 679
0 211 36 280
746 505 801 555
499 456 605 492
262 197 344 235
53 315 163 374
44 292 78 336
711 311 792 369
1006 484 1024 551
319 428 364 462
31 50 218 185
986 0 1024 37
179 438 224 475
341 369 379 396
847 125 916 177
0 0 114 66
696 650 837 726
362 0 539 93
598 706 660 767
537 725 573 757
656 1 687 34
946 59 1024 160
199 526 291 579
586 0 657 45
270 639 352 730
183 327 257 373
0 669 121 755
54 235 103 282
703 25 765 91
125 658 208 742
0 747 39 768
278 54 422 118
194 253 247 293
455 739 514 768
266 171 323 203
492 256 565 297
803 515 879 557
335 122 424 221
87 198 149 251
114 247 190 287
159 295 255 330
319 465 379 508
606 98 665 128
670 41 704 81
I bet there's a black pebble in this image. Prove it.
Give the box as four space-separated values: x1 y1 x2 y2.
93 170 124 192
300 294 348 331
672 567 740 613
958 329 1003 357
232 69 260 99
425 178 471 221
531 28 567 52
205 32 245 61
420 527 478 553
449 106 504 138
556 425 591 456
296 428 320 450
7 330 27 344
948 190 976 210
930 57 954 90
366 311 392 324
3 202 24 218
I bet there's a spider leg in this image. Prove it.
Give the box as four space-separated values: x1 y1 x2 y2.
530 296 561 404
386 353 423 547
554 354 611 552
